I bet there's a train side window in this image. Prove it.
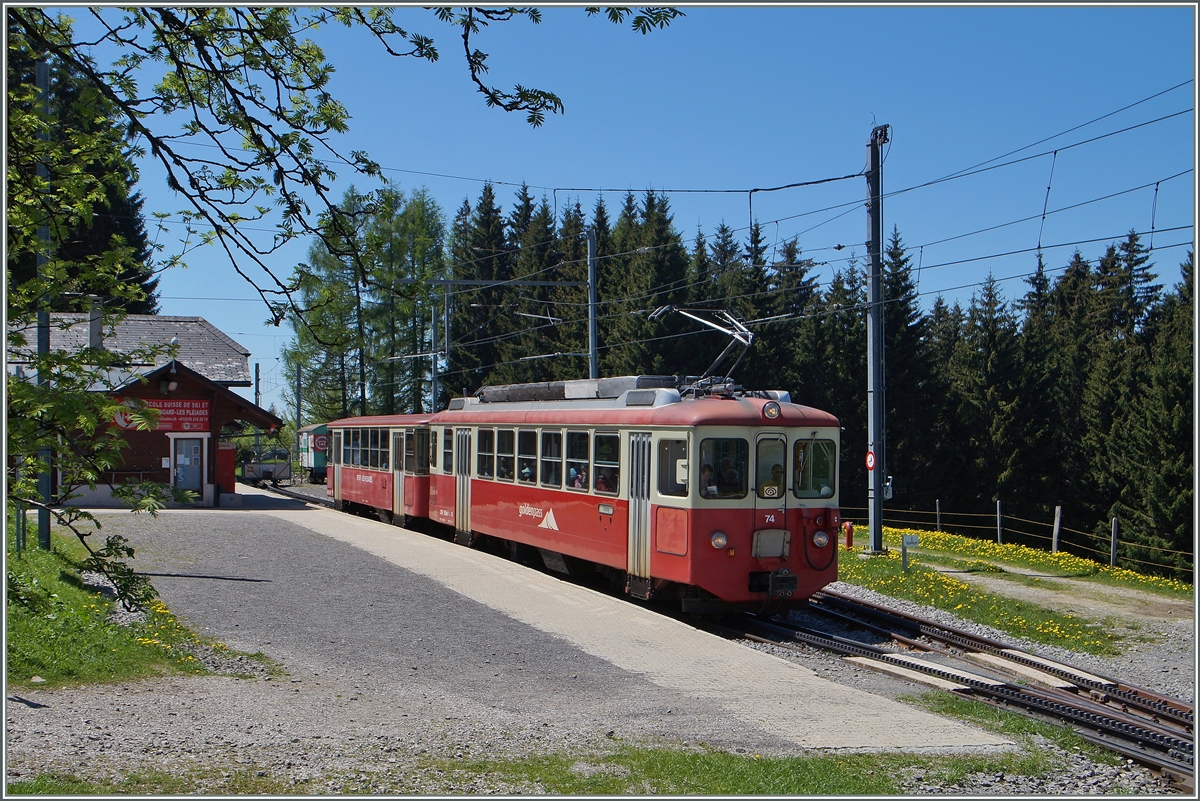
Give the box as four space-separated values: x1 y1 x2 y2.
332 432 342 465
496 429 515 481
366 428 377 469
594 432 620 495
404 429 416 473
699 438 748 499
429 429 437 470
477 428 495 478
565 431 589 490
392 432 402 472
378 428 390 471
414 429 430 475
443 428 453 474
540 431 562 487
349 429 361 466
517 429 537 484
657 439 688 497
794 439 837 499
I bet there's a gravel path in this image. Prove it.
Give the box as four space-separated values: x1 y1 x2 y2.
5 499 1193 794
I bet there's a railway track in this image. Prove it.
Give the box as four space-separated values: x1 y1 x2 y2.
726 594 1193 792
257 482 1192 789
253 481 335 508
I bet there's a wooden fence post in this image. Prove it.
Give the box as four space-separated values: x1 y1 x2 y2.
1110 517 1119 567
1052 506 1061 553
996 499 1003 544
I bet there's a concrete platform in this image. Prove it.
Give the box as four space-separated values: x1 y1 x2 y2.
242 485 1010 755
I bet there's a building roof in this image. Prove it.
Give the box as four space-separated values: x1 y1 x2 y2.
9 314 253 386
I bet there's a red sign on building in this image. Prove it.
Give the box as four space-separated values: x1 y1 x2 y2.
114 398 211 432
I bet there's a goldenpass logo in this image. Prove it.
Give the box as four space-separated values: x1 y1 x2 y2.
518 503 544 519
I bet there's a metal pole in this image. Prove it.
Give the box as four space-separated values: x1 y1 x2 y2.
865 124 889 554
36 57 52 550
1110 517 1119 567
431 305 439 410
587 228 599 380
996 499 1003 544
1052 506 1062 553
254 362 261 457
936 499 941 532
295 364 302 479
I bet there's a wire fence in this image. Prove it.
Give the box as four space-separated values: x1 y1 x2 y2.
841 501 1194 579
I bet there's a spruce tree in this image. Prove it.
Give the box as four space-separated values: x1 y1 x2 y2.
954 276 1020 512
880 228 934 509
6 16 160 313
1108 252 1192 575
1009 253 1061 519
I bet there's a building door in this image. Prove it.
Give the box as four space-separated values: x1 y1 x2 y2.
626 432 652 584
174 438 203 492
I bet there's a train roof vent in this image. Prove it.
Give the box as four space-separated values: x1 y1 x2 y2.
476 375 678 402
625 389 658 406
596 375 677 398
447 397 467 410
623 388 682 407
765 390 791 403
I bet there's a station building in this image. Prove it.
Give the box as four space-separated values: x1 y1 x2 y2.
9 314 282 507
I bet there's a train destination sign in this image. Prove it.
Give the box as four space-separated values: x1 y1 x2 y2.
113 398 211 432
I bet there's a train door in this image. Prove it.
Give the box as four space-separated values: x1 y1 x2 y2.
453 428 472 545
392 430 404 518
753 432 789 555
330 431 342 501
626 431 653 598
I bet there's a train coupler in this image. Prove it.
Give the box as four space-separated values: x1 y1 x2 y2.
749 568 798 597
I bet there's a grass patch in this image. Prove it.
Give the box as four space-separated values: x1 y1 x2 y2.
837 547 1120 655
4 734 1124 797
6 767 316 795
881 527 1192 598
6 524 239 687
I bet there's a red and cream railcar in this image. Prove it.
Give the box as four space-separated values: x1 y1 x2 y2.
326 413 434 523
326 376 842 611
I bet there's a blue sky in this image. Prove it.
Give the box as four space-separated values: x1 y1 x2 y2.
83 5 1195 414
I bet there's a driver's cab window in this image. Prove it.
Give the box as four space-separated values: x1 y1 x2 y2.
698 438 748 499
755 439 786 499
794 438 836 499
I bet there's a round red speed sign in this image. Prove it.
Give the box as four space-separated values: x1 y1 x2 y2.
865 450 876 471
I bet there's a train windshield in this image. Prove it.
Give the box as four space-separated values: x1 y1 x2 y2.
755 438 786 499
698 438 748 499
794 439 836 499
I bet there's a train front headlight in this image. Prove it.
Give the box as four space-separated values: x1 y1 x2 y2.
710 531 728 549
811 530 830 548
763 401 781 420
